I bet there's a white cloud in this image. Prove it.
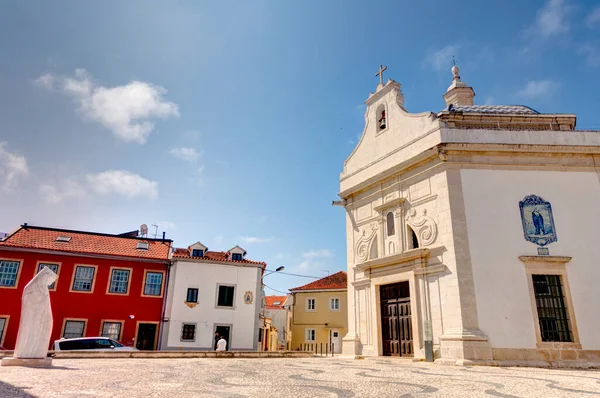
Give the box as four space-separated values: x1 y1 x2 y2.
516 80 558 99
86 170 158 199
578 44 600 67
240 236 273 244
0 142 28 191
295 249 334 271
423 45 459 71
35 69 179 144
170 147 200 163
586 6 600 28
39 180 86 204
302 249 333 258
526 0 570 39
33 74 55 90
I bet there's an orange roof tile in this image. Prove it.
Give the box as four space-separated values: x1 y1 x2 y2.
172 248 266 267
290 271 347 291
265 295 287 309
0 225 171 261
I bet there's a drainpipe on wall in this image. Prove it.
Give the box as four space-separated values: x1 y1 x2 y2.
157 259 172 351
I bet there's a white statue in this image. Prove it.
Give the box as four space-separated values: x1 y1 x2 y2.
14 266 58 358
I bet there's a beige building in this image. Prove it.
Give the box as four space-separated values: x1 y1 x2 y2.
289 272 347 353
338 65 600 366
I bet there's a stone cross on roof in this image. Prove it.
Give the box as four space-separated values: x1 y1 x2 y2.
376 64 387 85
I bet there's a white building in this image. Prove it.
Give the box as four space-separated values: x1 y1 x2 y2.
339 65 600 366
264 295 291 349
160 242 265 351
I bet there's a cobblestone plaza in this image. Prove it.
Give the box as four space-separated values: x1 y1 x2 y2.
1 358 600 397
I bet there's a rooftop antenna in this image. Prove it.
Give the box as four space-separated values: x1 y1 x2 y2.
452 55 456 66
140 224 148 238
322 270 330 276
151 224 158 239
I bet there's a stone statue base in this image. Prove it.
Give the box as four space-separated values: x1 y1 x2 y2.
1 357 53 368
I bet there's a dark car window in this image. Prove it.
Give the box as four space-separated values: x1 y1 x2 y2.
95 339 113 349
109 339 123 347
58 339 96 350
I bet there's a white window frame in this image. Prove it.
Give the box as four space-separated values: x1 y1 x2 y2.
306 297 316 312
329 297 340 311
305 328 316 342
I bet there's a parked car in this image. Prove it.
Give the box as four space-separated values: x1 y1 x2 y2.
53 337 138 351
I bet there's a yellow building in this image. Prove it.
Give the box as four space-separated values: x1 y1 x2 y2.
290 271 347 353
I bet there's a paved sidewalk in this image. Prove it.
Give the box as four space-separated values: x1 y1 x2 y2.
1 357 600 397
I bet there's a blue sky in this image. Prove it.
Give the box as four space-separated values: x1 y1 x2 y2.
1 0 599 293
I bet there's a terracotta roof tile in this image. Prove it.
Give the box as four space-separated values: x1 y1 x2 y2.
0 225 171 261
265 295 287 309
290 271 347 291
172 248 266 267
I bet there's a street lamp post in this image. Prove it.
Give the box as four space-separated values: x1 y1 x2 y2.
260 266 284 351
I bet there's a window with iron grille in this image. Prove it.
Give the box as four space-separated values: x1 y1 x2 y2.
143 272 163 296
532 274 573 342
63 320 85 338
109 269 131 294
0 260 20 287
101 322 122 340
181 324 196 341
38 263 59 289
72 266 95 291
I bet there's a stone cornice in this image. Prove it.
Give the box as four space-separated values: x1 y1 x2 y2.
519 256 572 264
373 197 405 212
356 248 430 272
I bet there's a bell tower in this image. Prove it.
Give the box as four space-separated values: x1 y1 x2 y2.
443 64 475 106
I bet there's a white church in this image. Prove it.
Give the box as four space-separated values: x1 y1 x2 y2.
338 65 600 366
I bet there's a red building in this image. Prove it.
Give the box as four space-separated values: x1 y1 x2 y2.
0 224 172 350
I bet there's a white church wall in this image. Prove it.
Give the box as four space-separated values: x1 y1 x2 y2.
462 168 600 350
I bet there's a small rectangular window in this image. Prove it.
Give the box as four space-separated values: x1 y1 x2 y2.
231 253 243 261
109 269 131 294
143 272 163 296
305 328 316 342
38 263 59 289
532 274 573 342
330 297 340 311
101 322 122 341
306 298 316 311
0 317 6 343
56 236 72 242
217 285 235 307
181 324 196 341
192 249 203 257
186 288 199 303
137 242 149 250
63 320 85 338
72 266 95 292
0 260 20 287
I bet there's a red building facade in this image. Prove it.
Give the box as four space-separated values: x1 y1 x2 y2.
0 225 172 350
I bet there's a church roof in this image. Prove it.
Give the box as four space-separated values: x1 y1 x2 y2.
290 271 347 291
444 104 540 115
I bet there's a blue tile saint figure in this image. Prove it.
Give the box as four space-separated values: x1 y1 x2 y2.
519 195 557 247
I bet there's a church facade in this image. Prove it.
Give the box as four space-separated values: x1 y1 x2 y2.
339 66 600 366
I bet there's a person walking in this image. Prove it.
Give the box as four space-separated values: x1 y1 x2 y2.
216 336 227 352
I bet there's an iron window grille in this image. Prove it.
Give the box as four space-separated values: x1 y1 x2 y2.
101 322 122 340
181 324 196 341
532 274 573 342
63 320 85 338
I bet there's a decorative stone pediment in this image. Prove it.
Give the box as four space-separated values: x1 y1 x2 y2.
355 223 379 263
405 208 437 246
